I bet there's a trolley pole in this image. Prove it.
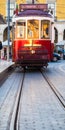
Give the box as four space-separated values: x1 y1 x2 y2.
32 0 34 4
7 0 10 61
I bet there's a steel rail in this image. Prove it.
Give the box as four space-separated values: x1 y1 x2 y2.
14 71 25 130
8 69 25 130
41 70 65 108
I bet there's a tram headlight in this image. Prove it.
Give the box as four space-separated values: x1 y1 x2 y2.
31 50 35 54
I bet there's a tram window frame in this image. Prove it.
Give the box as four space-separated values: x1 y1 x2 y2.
16 21 26 39
41 20 50 39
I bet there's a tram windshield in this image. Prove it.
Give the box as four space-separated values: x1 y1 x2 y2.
15 19 50 39
27 20 39 39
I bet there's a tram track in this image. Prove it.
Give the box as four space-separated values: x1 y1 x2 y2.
0 68 65 130
10 69 65 130
12 69 65 130
14 70 25 130
9 69 25 130
41 70 65 108
0 67 25 130
8 69 65 130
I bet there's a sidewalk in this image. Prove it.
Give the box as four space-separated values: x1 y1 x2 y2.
0 59 14 73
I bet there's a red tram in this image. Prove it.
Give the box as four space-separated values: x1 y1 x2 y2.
12 4 54 68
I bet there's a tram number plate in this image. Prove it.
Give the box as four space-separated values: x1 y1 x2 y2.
42 55 47 59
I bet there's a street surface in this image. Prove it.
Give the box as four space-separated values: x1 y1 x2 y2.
18 60 65 130
0 60 65 130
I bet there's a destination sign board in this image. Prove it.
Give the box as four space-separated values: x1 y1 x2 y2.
19 4 48 11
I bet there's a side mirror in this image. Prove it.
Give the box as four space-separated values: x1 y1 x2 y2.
0 41 2 50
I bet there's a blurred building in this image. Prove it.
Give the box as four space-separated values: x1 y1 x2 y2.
0 0 65 59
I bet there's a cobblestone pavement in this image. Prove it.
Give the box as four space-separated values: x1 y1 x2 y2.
18 72 65 130
0 60 65 130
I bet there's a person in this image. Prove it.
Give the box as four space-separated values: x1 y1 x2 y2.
41 35 45 39
0 41 2 50
46 27 48 35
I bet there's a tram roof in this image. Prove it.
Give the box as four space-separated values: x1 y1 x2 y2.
16 9 52 18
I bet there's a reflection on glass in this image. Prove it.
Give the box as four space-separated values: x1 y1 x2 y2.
16 21 26 38
41 20 50 39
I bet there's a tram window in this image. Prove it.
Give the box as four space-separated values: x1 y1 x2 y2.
41 20 50 39
16 21 26 38
27 20 39 39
